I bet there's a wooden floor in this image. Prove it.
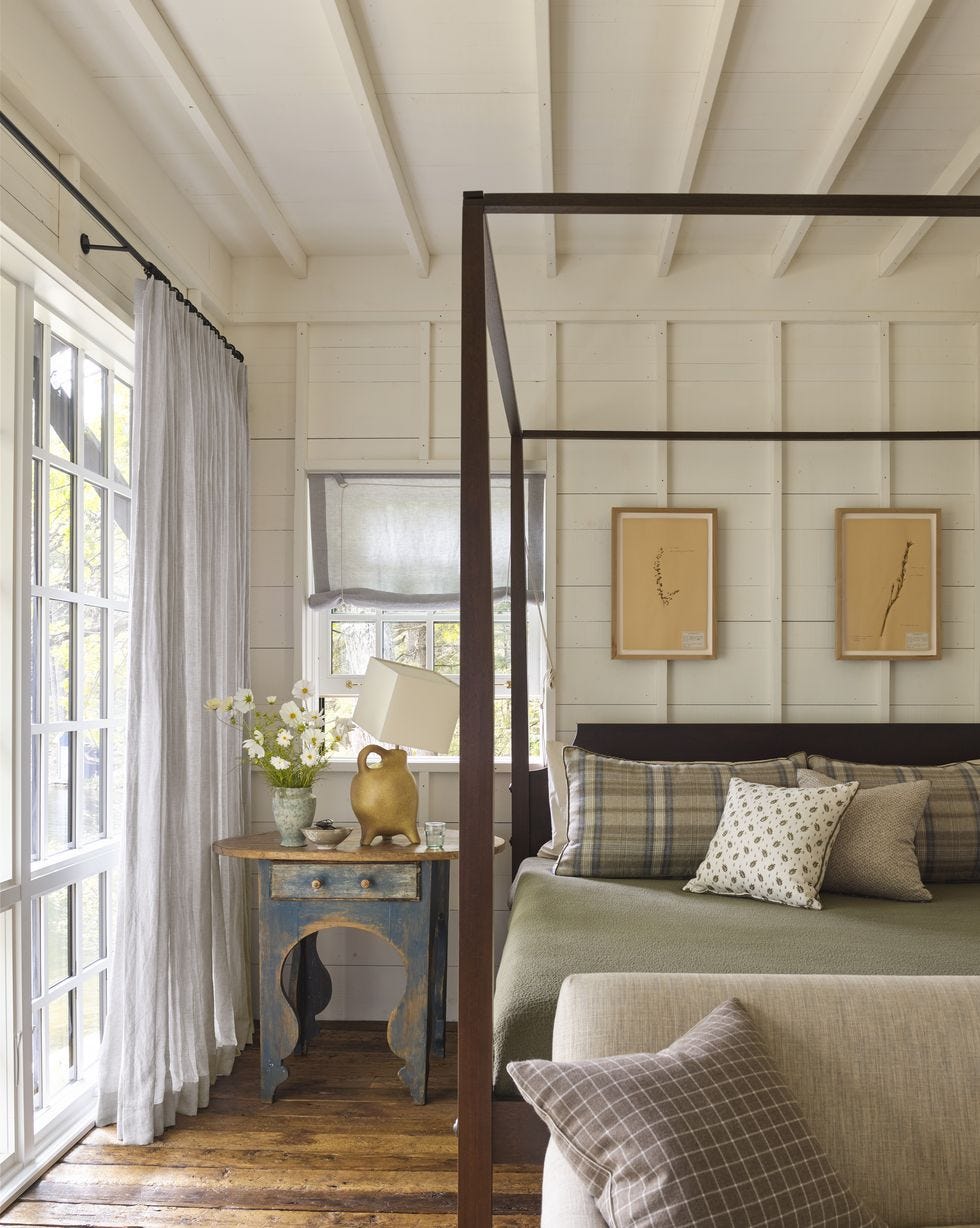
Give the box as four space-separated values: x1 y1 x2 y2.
2 1023 542 1226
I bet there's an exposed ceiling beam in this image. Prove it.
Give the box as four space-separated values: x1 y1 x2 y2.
770 0 933 278
657 0 741 277
534 0 557 278
111 0 308 278
878 123 980 275
319 0 430 278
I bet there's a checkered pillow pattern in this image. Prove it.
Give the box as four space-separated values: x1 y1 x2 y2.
806 755 980 883
555 747 806 878
509 998 885 1228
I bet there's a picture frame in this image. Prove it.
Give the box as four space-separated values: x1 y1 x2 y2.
612 508 717 659
835 508 941 660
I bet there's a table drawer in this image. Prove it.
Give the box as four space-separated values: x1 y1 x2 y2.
270 863 420 901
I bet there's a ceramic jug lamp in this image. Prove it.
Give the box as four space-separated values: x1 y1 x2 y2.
350 658 460 846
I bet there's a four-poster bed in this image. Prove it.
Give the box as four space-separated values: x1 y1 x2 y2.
457 190 980 1224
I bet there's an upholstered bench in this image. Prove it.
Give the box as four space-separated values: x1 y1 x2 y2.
537 972 980 1228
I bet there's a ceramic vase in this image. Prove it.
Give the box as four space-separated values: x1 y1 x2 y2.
271 786 316 847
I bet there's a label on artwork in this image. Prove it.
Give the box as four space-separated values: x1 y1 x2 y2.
682 631 706 650
905 631 930 651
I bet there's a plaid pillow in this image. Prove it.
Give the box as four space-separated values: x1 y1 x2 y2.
807 755 980 883
555 746 805 878
509 998 884 1228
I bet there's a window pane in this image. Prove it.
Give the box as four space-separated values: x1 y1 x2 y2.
31 1011 41 1106
30 736 41 861
81 875 103 968
45 732 73 855
80 729 104 844
48 336 75 461
321 696 365 754
81 605 104 720
47 600 73 723
30 899 41 999
47 468 73 591
80 975 102 1071
330 621 374 675
382 621 426 668
494 623 511 674
82 482 104 596
113 378 132 486
44 887 71 989
433 621 460 673
46 993 72 1099
82 357 106 474
32 320 42 446
112 611 129 713
112 495 130 600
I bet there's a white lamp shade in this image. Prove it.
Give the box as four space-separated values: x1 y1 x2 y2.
353 657 460 753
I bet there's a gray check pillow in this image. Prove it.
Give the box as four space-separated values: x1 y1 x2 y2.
684 777 857 909
508 998 884 1228
798 769 931 902
555 746 806 878
807 755 980 883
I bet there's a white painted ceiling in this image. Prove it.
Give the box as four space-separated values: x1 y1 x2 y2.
34 0 980 273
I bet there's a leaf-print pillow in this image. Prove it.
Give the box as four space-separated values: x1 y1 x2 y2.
684 777 858 910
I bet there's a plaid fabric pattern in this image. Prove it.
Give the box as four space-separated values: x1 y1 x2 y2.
807 755 980 883
509 999 885 1228
555 747 805 879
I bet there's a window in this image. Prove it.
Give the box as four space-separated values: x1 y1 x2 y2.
1 276 132 1203
309 473 545 760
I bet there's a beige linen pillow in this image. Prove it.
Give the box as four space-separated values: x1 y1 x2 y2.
798 768 931 902
685 777 857 909
509 998 884 1228
537 740 570 859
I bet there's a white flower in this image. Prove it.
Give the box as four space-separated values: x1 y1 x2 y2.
221 696 235 713
253 729 264 745
265 695 277 705
292 679 315 700
233 687 255 713
304 729 326 752
276 729 293 748
279 700 302 726
243 739 265 761
270 756 290 772
300 747 318 767
204 697 222 711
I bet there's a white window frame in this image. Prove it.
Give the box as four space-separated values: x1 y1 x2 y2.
1 235 134 1208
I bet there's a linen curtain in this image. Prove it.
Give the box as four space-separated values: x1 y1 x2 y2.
97 279 251 1144
307 472 545 610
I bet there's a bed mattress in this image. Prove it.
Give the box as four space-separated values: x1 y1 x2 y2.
492 858 980 1096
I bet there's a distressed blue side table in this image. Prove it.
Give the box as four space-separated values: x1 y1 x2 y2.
214 829 501 1105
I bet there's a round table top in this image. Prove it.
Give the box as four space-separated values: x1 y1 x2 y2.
213 829 505 863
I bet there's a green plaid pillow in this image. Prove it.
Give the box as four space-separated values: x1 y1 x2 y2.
555 747 806 879
807 755 980 883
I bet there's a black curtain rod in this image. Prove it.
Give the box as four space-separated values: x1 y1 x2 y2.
478 191 980 217
522 429 980 442
1 111 244 363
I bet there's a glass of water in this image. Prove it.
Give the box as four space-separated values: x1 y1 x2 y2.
424 821 446 850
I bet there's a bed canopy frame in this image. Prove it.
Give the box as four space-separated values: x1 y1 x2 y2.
457 189 980 1224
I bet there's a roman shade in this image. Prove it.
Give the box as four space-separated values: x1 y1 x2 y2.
308 472 544 611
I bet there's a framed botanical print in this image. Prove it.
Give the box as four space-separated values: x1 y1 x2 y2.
836 508 941 660
612 508 717 659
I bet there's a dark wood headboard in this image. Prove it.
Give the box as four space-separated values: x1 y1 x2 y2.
522 722 980 874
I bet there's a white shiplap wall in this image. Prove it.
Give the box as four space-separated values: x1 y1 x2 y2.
238 296 979 1022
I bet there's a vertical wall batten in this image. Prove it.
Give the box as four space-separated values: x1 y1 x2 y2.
417 320 431 461
769 321 784 720
457 193 494 1223
653 323 669 721
544 323 558 745
293 323 311 684
974 322 980 721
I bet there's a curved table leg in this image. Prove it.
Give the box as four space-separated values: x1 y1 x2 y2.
293 932 333 1055
388 864 434 1105
429 861 450 1059
258 864 301 1102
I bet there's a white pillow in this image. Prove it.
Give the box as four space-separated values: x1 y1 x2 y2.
537 740 570 859
685 777 858 910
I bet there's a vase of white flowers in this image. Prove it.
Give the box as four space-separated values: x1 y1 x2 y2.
207 680 345 847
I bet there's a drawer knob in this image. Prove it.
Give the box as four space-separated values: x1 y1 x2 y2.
360 878 372 889
310 878 323 890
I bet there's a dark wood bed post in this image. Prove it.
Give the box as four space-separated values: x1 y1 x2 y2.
509 432 530 872
459 191 495 1224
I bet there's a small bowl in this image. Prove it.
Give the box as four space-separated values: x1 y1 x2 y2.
301 825 352 846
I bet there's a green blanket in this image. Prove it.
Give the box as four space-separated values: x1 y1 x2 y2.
493 861 980 1096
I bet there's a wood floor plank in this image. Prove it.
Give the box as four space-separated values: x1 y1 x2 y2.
3 1023 543 1223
